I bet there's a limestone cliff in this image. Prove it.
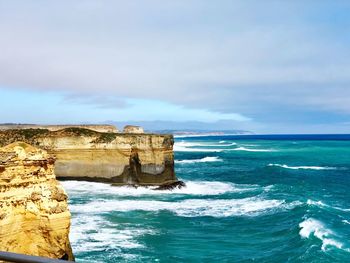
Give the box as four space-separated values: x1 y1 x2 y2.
0 128 177 185
0 142 74 260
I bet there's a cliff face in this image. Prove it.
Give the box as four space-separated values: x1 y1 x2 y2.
0 142 74 260
0 128 177 185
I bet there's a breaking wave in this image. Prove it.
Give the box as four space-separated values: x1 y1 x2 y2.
62 180 257 197
70 214 155 254
173 145 224 152
69 198 300 218
234 147 276 152
173 141 235 152
307 199 350 212
175 156 223 164
299 218 349 252
268 164 338 170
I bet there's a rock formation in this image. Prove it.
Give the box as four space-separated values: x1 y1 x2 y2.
0 142 74 260
0 128 177 186
123 125 144 134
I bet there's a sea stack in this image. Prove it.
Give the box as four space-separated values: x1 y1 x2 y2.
123 125 144 134
0 142 74 260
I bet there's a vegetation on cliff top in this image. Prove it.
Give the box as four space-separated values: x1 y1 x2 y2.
0 129 50 147
0 127 173 147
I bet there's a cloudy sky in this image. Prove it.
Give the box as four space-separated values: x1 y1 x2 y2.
1 0 350 133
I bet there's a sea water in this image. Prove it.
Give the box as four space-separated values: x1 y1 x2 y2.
61 135 350 262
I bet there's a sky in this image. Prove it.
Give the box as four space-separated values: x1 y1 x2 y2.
1 0 350 133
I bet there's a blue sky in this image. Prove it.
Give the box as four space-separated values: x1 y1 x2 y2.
1 1 350 133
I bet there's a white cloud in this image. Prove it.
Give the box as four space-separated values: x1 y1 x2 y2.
1 0 350 123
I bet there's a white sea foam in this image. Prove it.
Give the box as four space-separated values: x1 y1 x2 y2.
70 214 155 253
268 164 338 170
69 198 299 218
234 147 276 152
62 180 253 197
175 156 223 164
299 218 347 252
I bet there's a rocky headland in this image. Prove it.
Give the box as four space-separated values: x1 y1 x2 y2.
0 142 74 260
0 126 179 186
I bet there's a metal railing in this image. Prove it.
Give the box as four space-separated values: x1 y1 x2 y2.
0 251 75 263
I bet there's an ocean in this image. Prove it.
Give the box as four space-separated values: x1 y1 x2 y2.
61 135 350 262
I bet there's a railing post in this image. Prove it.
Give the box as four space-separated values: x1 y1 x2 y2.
0 251 75 263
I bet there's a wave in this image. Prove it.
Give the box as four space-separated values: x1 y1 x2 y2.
205 143 236 147
175 156 223 164
268 164 338 170
69 197 299 218
174 134 238 138
61 180 256 197
173 141 235 152
307 199 350 212
233 147 276 152
342 220 350 225
299 218 348 252
70 214 155 254
174 141 203 147
173 145 224 152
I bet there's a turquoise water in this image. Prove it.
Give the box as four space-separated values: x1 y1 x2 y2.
62 135 350 262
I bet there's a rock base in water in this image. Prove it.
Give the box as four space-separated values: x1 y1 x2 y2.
154 180 186 190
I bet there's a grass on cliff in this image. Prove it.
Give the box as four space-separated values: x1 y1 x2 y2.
0 129 50 147
61 127 97 136
61 128 117 143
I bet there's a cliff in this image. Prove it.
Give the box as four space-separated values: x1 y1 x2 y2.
0 128 177 186
0 142 74 260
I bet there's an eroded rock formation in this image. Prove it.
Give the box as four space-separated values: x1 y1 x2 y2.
0 128 177 186
0 142 74 260
123 125 144 134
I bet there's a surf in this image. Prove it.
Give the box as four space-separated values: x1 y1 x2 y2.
69 197 299 218
61 180 257 197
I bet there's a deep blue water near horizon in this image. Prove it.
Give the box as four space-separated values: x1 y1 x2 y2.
62 135 350 262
